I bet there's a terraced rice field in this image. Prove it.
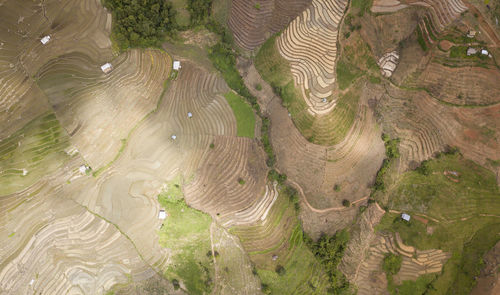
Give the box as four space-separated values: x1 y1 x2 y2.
353 232 450 295
0 0 112 138
228 0 311 50
417 62 500 106
229 188 331 294
277 0 348 115
379 84 500 171
37 49 172 170
268 85 385 209
371 153 500 294
0 0 270 292
1 57 250 293
244 56 385 209
373 0 468 30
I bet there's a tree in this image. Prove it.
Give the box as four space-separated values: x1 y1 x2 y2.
103 0 175 50
383 253 402 276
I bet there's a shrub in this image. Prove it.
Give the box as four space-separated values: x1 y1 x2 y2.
209 143 215 149
261 283 271 294
334 184 341 192
383 253 402 276
416 160 431 175
268 169 287 184
255 83 262 91
342 199 351 207
172 279 180 290
307 230 352 293
275 265 286 276
238 178 245 185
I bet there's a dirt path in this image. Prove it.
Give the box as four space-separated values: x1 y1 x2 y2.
288 178 369 213
389 209 441 223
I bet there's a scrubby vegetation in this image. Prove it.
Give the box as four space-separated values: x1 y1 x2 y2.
416 26 428 52
304 230 353 294
372 134 400 193
207 21 260 112
158 179 214 295
383 253 402 278
376 154 500 294
103 0 176 50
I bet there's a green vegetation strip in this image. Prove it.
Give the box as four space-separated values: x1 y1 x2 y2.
224 92 255 138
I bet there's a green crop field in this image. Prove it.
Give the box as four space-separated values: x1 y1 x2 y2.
224 92 255 138
376 153 500 294
158 178 214 295
0 112 71 196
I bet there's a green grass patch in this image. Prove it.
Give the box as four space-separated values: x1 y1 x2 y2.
255 35 293 88
224 92 255 138
0 113 70 196
376 153 500 294
158 178 214 295
257 243 330 294
351 0 372 16
393 274 437 295
336 59 362 90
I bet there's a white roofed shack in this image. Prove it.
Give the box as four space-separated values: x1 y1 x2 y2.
173 61 181 70
101 63 113 74
41 35 51 45
158 210 167 219
401 213 411 221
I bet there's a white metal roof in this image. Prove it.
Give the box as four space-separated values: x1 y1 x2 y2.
159 210 167 219
401 213 411 221
173 61 181 70
101 63 112 73
41 35 51 45
79 165 87 174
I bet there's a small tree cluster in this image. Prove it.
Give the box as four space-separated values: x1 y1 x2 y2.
268 169 287 184
103 0 176 50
